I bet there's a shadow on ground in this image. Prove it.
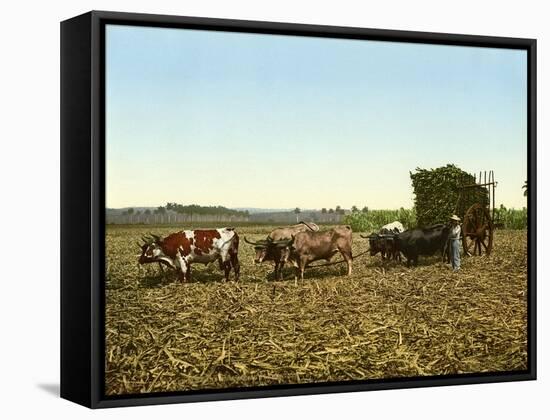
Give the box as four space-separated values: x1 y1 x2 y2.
37 383 59 397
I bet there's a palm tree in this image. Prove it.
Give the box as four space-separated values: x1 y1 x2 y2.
351 205 358 213
126 208 134 223
294 207 301 222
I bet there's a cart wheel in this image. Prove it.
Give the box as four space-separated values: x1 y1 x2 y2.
462 203 494 256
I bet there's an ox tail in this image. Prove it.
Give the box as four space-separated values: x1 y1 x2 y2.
232 231 239 252
220 229 239 252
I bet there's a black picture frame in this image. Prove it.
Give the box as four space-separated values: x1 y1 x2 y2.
60 10 537 409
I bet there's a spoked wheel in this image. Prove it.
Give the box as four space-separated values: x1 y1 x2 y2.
462 203 494 256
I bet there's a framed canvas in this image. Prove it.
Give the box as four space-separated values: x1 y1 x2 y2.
60 10 536 408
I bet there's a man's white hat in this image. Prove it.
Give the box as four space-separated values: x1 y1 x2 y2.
450 214 461 221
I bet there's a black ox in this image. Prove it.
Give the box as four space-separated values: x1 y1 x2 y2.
362 233 400 261
396 224 451 266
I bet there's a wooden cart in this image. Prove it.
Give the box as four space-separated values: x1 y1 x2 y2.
454 170 499 256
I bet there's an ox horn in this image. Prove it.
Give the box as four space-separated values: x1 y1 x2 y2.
244 237 264 246
271 238 294 247
360 234 378 239
271 239 291 244
150 233 162 242
244 236 273 247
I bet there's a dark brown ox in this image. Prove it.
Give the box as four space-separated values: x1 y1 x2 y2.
285 225 353 280
361 233 400 261
243 222 319 280
360 221 405 261
244 237 293 280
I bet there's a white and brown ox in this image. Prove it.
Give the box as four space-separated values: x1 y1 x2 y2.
244 221 319 280
138 228 240 282
279 225 353 280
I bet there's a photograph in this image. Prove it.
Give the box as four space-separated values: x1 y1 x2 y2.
104 23 529 396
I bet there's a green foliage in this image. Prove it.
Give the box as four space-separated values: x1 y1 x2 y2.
343 208 416 233
411 164 488 227
159 202 248 217
494 205 527 230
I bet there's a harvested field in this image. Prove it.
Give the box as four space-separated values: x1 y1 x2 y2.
105 225 528 395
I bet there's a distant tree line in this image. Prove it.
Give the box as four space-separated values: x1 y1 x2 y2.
110 203 250 224
318 205 363 215
121 203 249 218
163 202 249 217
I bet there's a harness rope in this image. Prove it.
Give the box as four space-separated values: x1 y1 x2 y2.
303 249 371 269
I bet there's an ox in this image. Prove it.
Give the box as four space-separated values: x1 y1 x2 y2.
244 237 293 280
281 225 353 280
244 221 319 280
361 221 404 260
268 221 319 240
396 224 451 266
138 228 240 282
380 221 405 235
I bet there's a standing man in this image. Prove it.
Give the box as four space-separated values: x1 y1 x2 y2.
449 215 462 272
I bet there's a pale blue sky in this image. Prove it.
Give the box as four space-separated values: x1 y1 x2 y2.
106 24 527 210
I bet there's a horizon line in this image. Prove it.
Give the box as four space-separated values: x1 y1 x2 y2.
106 204 528 211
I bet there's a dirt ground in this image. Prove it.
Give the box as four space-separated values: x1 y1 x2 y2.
105 225 528 395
